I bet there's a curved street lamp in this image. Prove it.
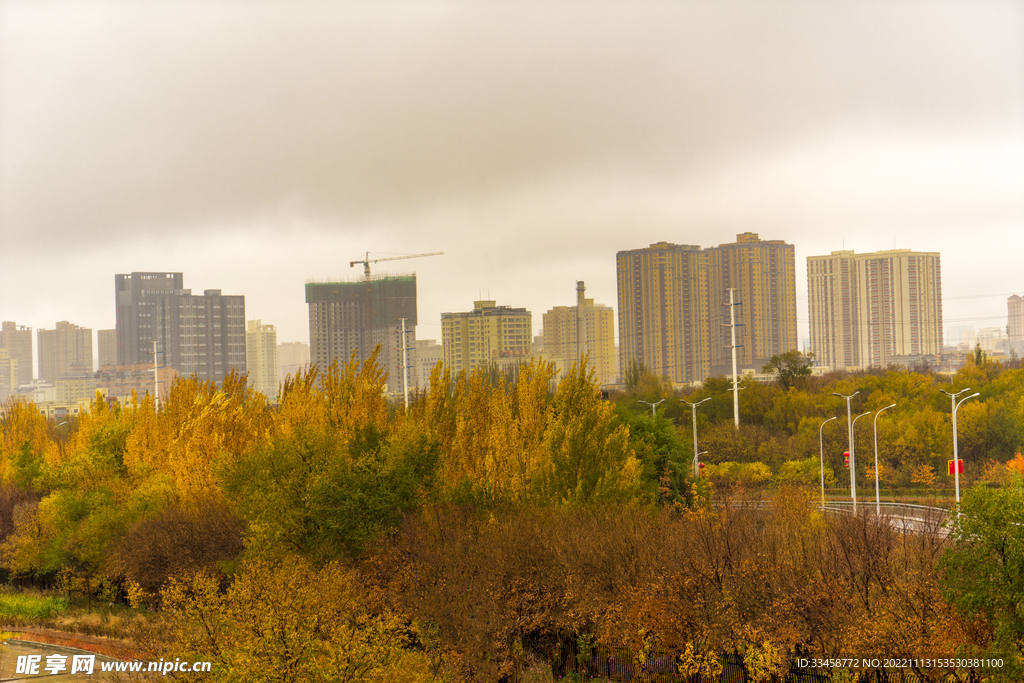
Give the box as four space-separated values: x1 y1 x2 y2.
818 416 838 509
873 403 897 515
832 391 860 504
941 388 980 508
638 399 665 418
851 410 872 514
681 397 712 478
694 450 708 478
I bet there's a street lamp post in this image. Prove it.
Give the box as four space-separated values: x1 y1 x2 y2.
873 403 897 515
681 397 712 477
941 388 980 507
638 399 665 418
694 450 708 478
833 391 860 509
819 416 838 509
851 410 872 514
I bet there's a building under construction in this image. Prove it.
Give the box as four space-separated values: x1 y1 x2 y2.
305 274 417 397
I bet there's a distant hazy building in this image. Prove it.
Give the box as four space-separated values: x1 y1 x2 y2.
55 376 99 404
442 300 532 375
1009 295 1024 350
277 341 310 384
246 320 278 401
306 275 417 397
37 321 93 383
807 249 942 370
0 322 34 385
97 329 117 368
946 325 976 350
97 363 178 405
616 233 796 384
115 273 246 385
0 349 17 402
541 281 617 385
18 381 55 404
410 339 443 391
977 326 1006 354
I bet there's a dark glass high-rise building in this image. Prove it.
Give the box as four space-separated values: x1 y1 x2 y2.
115 272 246 385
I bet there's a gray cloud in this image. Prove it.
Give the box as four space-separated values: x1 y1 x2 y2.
1 1 1022 347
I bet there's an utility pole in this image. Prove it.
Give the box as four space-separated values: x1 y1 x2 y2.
727 288 742 428
576 281 587 368
151 341 160 411
400 318 410 411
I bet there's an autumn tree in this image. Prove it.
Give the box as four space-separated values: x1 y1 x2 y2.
761 350 814 391
536 360 643 503
941 479 1024 676
161 557 429 682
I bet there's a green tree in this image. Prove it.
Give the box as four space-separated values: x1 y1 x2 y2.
940 479 1024 675
761 350 814 391
537 361 642 503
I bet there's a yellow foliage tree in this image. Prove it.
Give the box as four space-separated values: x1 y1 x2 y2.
910 463 937 487
1007 452 1024 477
538 359 642 503
0 398 54 484
161 557 424 682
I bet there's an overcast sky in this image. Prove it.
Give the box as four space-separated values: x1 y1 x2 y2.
2 1 1022 367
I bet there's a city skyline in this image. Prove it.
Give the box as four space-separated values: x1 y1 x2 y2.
2 3 1022 354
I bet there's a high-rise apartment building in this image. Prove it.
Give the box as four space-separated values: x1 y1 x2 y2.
115 273 246 385
541 281 617 385
116 272 184 365
410 339 443 391
705 233 798 377
0 349 17 402
0 322 34 385
97 329 117 368
616 242 708 384
37 321 93 383
441 300 532 375
616 233 796 384
1008 295 1024 350
305 275 416 397
246 320 278 401
807 249 942 370
277 341 310 384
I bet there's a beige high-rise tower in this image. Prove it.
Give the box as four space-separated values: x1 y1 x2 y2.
246 320 278 401
1008 295 1024 350
616 242 709 384
0 322 34 385
37 321 93 383
705 232 798 377
807 249 942 370
541 281 617 385
616 233 796 384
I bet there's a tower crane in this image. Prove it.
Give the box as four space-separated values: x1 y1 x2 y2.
349 251 444 280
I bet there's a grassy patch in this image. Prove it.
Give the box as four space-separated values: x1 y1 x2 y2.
0 593 70 620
